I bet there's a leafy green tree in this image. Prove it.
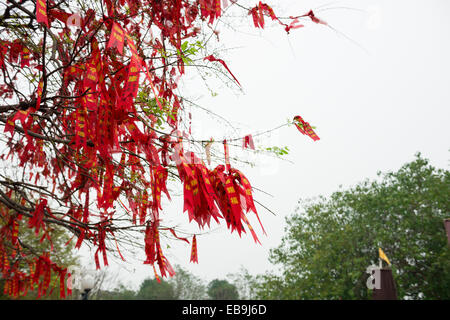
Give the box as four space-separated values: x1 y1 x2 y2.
255 154 450 300
168 265 207 300
95 283 137 300
207 279 239 300
136 278 176 300
227 266 259 300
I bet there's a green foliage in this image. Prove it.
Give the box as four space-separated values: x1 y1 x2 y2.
178 40 205 65
136 92 169 130
168 265 207 300
92 265 206 300
263 146 289 156
94 283 137 300
207 279 239 300
91 266 248 300
136 278 176 300
226 266 259 300
254 153 450 300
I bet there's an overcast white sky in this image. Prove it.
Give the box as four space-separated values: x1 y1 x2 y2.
79 0 450 290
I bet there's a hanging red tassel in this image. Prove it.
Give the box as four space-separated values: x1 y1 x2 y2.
36 78 44 110
3 117 15 137
223 139 231 172
241 212 261 245
144 221 157 265
153 264 161 283
95 223 108 269
107 22 125 54
190 235 198 263
204 55 241 86
59 269 66 299
119 60 141 113
230 168 266 235
125 33 142 65
303 10 328 25
224 175 244 235
242 134 255 150
293 115 320 141
11 218 19 246
36 0 49 28
12 109 32 129
169 228 190 244
28 198 48 235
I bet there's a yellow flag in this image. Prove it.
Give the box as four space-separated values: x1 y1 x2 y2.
379 247 391 265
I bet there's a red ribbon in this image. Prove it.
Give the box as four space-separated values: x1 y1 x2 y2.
242 134 255 150
107 22 125 54
223 139 231 172
190 235 198 263
204 55 241 86
36 0 49 28
293 115 320 141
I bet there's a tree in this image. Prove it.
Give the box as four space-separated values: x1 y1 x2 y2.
168 264 207 300
98 283 136 300
207 279 239 300
136 278 176 300
0 0 326 299
97 265 206 300
226 266 259 300
93 283 136 300
254 154 450 300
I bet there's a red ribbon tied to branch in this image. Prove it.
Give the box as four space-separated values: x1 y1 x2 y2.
190 235 198 263
204 55 241 86
293 115 320 141
303 10 328 25
223 139 231 172
242 134 255 150
36 0 49 28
